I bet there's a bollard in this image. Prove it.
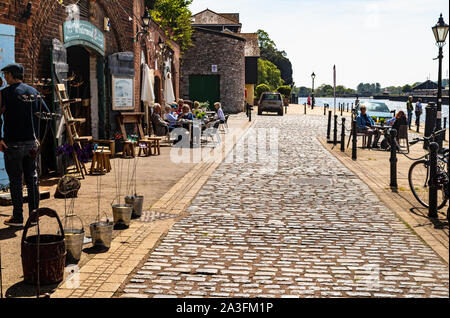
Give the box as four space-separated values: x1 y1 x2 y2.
304 103 306 114
352 120 357 160
347 103 349 112
249 105 252 122
324 104 327 116
333 115 338 145
340 104 343 116
428 142 439 218
389 129 398 189
444 117 447 141
340 117 346 152
327 111 332 141
416 113 421 133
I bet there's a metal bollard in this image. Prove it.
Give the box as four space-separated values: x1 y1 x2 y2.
249 105 252 122
389 129 398 189
444 117 447 141
327 111 332 141
352 120 357 160
304 103 306 115
416 113 421 133
428 142 439 218
347 103 349 112
324 104 327 116
333 115 338 145
340 104 343 116
341 117 346 152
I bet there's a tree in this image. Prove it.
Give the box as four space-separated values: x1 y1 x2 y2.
255 84 271 100
257 29 293 85
258 59 284 90
147 0 194 53
297 86 311 97
402 84 412 93
277 85 292 98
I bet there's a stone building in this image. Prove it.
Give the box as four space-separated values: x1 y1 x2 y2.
1 0 179 173
180 9 259 113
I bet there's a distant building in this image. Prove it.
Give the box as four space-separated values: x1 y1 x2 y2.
180 9 260 113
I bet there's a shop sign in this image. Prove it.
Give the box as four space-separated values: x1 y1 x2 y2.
112 76 134 111
63 20 104 52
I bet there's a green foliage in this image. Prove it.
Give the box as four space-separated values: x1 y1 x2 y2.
147 0 194 53
277 85 292 98
402 84 412 93
296 86 312 97
256 84 271 100
356 83 382 96
258 59 283 90
257 29 293 85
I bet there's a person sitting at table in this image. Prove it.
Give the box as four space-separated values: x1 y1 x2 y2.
151 103 169 136
164 105 178 131
356 105 381 148
177 104 194 122
176 99 185 113
391 110 408 132
213 102 226 123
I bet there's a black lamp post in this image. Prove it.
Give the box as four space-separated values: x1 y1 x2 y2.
311 72 316 110
432 13 449 150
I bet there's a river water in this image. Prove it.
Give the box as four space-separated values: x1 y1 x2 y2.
298 97 450 124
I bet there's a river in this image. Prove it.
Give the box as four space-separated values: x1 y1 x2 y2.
298 97 450 123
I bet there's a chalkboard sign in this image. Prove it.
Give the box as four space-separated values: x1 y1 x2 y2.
112 76 134 111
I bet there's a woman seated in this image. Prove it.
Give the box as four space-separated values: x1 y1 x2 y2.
177 104 194 121
392 110 408 132
164 106 178 131
151 103 169 136
214 102 226 123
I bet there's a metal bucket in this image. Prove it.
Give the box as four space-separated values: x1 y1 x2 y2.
63 215 85 264
21 208 66 285
89 220 113 248
112 204 132 227
125 196 144 218
65 229 85 264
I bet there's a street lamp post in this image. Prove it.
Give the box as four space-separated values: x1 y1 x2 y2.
311 72 316 110
432 13 449 150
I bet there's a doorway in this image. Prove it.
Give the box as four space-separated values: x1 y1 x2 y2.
67 46 91 137
189 75 220 106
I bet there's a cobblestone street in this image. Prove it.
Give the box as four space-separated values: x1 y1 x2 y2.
117 113 449 298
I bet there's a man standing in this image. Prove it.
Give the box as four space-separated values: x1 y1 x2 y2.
0 63 49 227
406 96 414 129
415 98 423 130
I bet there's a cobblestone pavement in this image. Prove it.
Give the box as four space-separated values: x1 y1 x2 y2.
117 114 449 298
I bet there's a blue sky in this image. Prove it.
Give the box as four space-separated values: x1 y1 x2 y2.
189 0 450 89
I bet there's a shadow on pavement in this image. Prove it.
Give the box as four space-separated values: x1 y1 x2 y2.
5 281 59 298
0 226 23 241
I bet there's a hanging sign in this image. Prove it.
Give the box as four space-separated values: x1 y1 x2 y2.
112 76 134 111
63 20 105 54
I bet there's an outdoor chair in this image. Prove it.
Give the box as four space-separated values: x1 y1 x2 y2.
396 125 409 153
346 129 369 149
202 120 221 148
219 114 229 133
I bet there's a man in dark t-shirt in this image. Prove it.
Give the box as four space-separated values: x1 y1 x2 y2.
0 63 49 227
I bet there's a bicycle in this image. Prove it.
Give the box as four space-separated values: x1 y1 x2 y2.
408 129 449 210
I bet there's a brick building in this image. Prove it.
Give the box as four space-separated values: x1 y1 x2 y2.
180 9 259 113
1 0 179 173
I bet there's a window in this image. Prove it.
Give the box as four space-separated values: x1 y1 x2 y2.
262 93 281 101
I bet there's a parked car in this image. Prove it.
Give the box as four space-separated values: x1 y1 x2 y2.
357 101 394 122
258 92 284 116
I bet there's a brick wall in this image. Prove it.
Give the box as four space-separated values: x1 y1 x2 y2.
180 28 245 113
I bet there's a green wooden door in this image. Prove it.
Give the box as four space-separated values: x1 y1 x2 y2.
189 75 220 105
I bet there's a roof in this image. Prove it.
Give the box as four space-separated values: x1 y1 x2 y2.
192 9 241 26
193 27 246 42
412 80 440 90
238 33 260 57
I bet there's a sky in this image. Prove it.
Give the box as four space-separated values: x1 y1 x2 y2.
189 0 450 90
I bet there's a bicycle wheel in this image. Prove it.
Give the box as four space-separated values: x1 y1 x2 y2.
408 160 448 210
